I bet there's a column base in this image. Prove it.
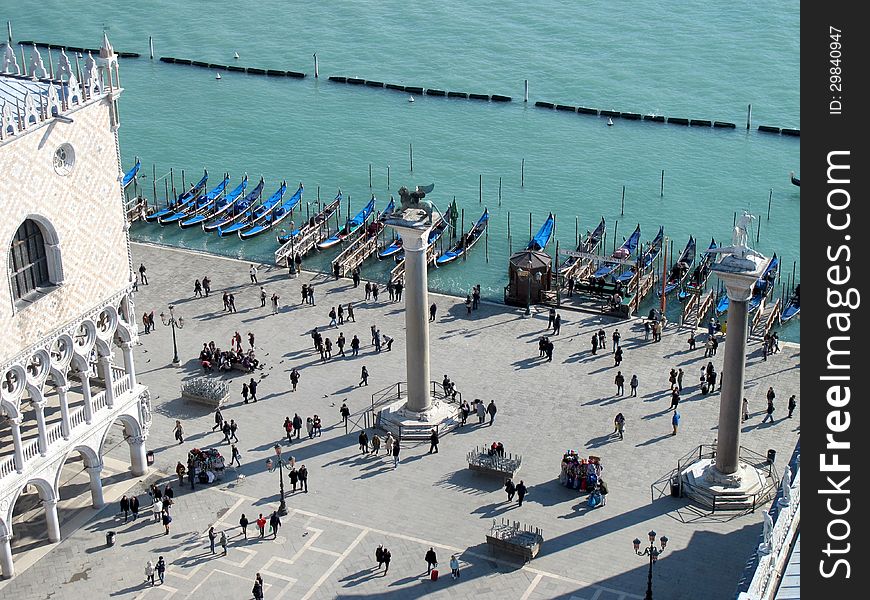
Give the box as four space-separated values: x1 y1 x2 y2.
376 394 459 440
679 458 771 511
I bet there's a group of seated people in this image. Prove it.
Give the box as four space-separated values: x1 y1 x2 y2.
199 342 261 373
487 441 505 457
442 375 460 400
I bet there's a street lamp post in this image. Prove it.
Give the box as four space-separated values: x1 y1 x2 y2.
273 444 288 516
632 530 668 600
159 304 184 366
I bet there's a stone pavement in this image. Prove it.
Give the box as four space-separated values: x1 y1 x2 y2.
1 242 800 599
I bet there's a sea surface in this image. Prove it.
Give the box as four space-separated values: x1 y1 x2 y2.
7 1 800 340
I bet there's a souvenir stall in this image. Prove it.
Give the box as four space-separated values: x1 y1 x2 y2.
188 447 226 483
559 451 603 491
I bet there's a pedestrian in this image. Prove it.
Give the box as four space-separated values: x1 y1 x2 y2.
376 545 385 570
553 313 562 335
256 514 266 538
249 378 258 402
222 420 232 444
340 402 351 426
614 347 623 367
614 412 625 440
598 478 609 506
387 280 395 301
476 399 486 424
194 279 203 298
131 494 140 520
156 556 166 584
429 302 437 321
188 457 196 490
548 307 556 329
352 269 360 288
395 281 403 302
359 430 370 454
145 559 156 586
153 496 163 522
504 478 516 501
672 410 680 435
208 526 217 553
465 294 472 314
372 283 379 301
643 320 650 341
337 333 346 357
228 293 237 312
298 464 308 492
306 417 314 439
272 293 281 314
230 418 239 441
338 304 344 325
202 276 211 296
371 433 381 454
688 333 696 350
347 302 355 322
223 292 230 311
138 263 148 285
383 334 394 351
365 282 372 300
249 264 258 284
289 466 299 492
269 511 281 539
120 494 130 522
428 428 439 454
383 548 392 574
766 386 776 405
308 286 315 305
392 439 400 467
486 400 497 425
515 480 527 506
787 394 796 418
761 398 775 423
360 366 369 386
351 334 360 356
252 576 264 600
677 368 684 391
450 554 461 579
545 339 554 362
220 530 227 555
173 420 184 444
591 334 598 355
260 286 267 307
598 329 606 350
239 514 249 539
230 444 242 467
704 336 713 358
425 547 438 575
142 312 151 334
301 284 308 305
292 413 303 439
472 285 480 309
162 511 172 535
670 387 680 410
612 328 620 351
629 374 639 397
212 407 224 431
329 307 337 327
742 397 750 422
614 371 625 395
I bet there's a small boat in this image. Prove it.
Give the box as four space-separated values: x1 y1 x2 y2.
592 224 641 280
239 183 303 240
435 208 490 265
780 283 800 322
161 174 230 226
122 160 141 188
318 196 376 249
182 176 247 229
276 191 342 244
527 213 555 252
790 171 800 187
408 96 415 103
717 253 779 314
559 217 606 274
378 236 404 260
146 170 208 223
662 236 696 295
219 181 288 238
233 52 240 59
616 226 663 284
607 117 613 126
682 238 717 297
215 73 221 80
203 177 264 232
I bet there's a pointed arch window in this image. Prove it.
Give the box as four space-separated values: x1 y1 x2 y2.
9 218 62 306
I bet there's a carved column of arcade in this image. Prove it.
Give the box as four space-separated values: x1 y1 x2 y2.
78 371 94 424
120 342 136 386
0 534 13 579
32 401 48 456
98 356 115 408
44 498 61 542
128 433 148 476
10 417 25 473
56 384 72 439
86 462 105 508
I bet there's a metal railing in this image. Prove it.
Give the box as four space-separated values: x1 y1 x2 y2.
371 381 462 441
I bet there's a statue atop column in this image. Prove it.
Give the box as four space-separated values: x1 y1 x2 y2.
388 183 436 227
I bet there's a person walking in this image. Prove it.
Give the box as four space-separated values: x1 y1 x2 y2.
222 421 232 444
371 433 381 455
120 494 130 522
340 402 351 427
212 407 224 432
230 444 242 468
450 555 461 579
672 410 681 435
742 397 750 422
156 556 166 585
614 371 625 396
629 374 639 397
249 378 258 402
360 366 369 386
376 545 385 570
249 264 258 284
383 548 392 574
241 381 250 404
614 412 626 440
598 479 609 506
252 575 264 600
395 281 403 302
271 293 280 314
429 302 437 321
548 307 556 330
174 420 184 444
359 430 370 454
220 531 227 555
476 400 487 424
515 480 527 506
553 313 562 336
504 478 516 502
239 514 249 539
194 279 203 298
425 547 438 575
613 346 623 367
612 329 621 351
298 464 308 492
138 263 148 285
392 439 400 468
677 368 684 391
208 526 217 554
351 334 360 356
202 276 211 296
329 307 337 327
269 511 281 539
260 286 267 307
591 333 599 355
761 398 776 423
428 429 439 454
787 394 796 418
465 294 472 315
308 286 315 306
306 417 314 439
162 510 172 535
153 496 163 522
670 387 680 410
256 514 266 538
766 386 776 405
371 283 379 301
131 494 140 520
229 419 239 442
292 413 303 440
486 400 497 425
145 559 156 586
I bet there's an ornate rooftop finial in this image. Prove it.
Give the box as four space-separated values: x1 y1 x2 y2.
1 42 20 75
29 44 48 79
99 32 115 60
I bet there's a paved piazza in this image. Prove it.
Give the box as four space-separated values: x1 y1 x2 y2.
0 242 800 599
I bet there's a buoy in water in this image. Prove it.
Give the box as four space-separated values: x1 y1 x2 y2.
233 52 239 59
607 117 613 126
408 96 415 103
215 73 222 80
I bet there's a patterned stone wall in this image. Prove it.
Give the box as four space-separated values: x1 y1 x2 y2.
0 98 132 365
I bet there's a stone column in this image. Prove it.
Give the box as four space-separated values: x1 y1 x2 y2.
44 498 61 542
57 384 71 440
121 342 137 386
33 401 48 456
79 372 94 424
86 462 105 508
10 418 24 473
712 256 767 475
98 356 115 408
392 224 432 413
129 434 148 476
0 534 13 579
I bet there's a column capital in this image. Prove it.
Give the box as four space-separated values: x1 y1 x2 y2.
85 462 104 472
43 498 59 508
32 399 47 411
56 384 72 394
9 416 23 426
0 533 11 543
128 434 147 445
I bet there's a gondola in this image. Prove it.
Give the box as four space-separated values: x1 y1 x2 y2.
146 170 208 223
203 177 264 233
527 213 555 252
717 253 778 314
160 174 230 226
182 176 247 229
592 224 641 280
616 226 663 284
239 183 303 240
780 283 800 322
790 171 800 187
661 236 696 295
558 217 606 274
435 208 490 265
218 181 287 238
392 216 449 262
276 191 341 244
318 196 376 249
682 238 717 298
122 160 141 188
378 234 404 260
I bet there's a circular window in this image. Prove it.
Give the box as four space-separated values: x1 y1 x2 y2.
54 143 75 176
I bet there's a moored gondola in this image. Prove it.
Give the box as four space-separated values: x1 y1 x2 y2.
203 177 264 232
219 181 287 237
662 236 696 295
182 176 247 229
276 191 342 244
147 170 208 223
780 283 800 322
239 183 303 240
558 217 605 274
616 226 663 284
435 208 490 265
592 224 641 280
318 196 377 249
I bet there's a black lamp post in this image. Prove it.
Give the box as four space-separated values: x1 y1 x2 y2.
633 530 668 600
272 444 288 516
159 304 184 365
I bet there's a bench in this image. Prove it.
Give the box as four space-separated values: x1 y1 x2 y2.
467 447 522 479
486 519 543 563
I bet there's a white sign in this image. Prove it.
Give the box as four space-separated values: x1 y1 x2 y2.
560 250 638 266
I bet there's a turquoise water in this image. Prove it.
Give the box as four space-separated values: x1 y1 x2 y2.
8 1 800 339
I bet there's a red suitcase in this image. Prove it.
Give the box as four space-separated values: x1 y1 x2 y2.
430 569 439 581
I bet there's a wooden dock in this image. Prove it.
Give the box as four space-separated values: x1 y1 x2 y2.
331 229 381 277
681 289 715 330
749 297 782 340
